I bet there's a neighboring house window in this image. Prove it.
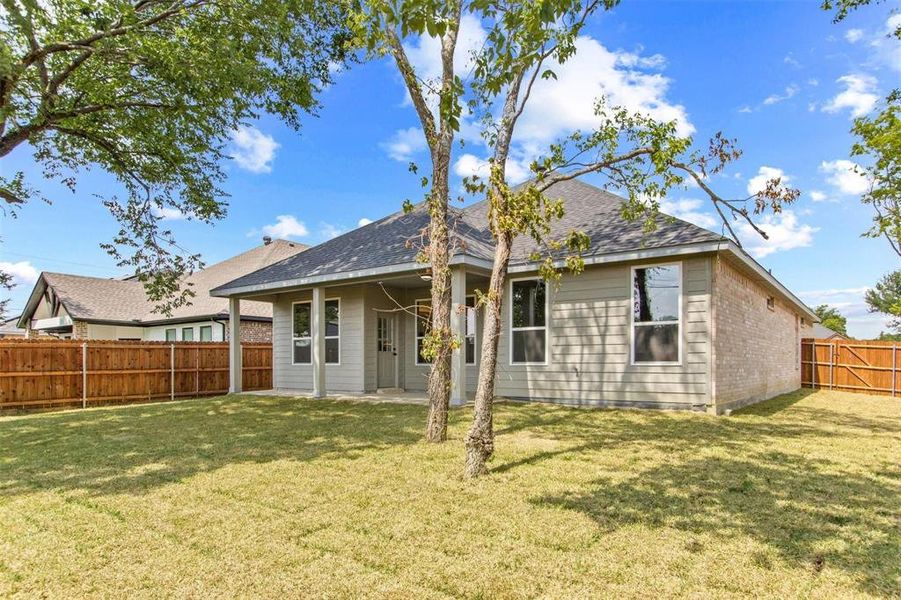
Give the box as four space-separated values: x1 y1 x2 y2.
766 296 776 311
325 299 340 364
182 327 194 341
632 263 681 364
165 328 176 342
510 278 547 364
415 299 432 365
293 302 312 364
465 295 476 365
292 300 340 364
199 325 212 342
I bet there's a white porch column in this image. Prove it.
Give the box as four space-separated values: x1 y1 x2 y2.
450 266 467 406
312 286 326 398
228 297 242 393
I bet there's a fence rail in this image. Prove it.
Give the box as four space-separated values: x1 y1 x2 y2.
801 338 899 397
0 339 271 410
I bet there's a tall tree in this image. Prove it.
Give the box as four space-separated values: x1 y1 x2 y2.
865 269 901 332
823 0 900 256
0 0 348 314
813 304 849 336
461 0 799 478
352 0 464 442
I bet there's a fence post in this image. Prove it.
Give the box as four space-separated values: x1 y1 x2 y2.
170 343 175 402
82 342 87 409
892 345 897 398
195 346 200 396
811 341 817 388
830 342 835 390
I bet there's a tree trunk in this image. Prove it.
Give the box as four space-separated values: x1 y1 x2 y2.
464 229 512 477
425 159 452 442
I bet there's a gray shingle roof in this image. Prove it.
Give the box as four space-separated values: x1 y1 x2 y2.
32 239 307 324
215 178 724 293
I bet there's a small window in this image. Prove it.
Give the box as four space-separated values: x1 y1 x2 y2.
465 296 476 365
325 299 340 364
510 279 547 364
292 300 340 364
766 296 776 311
165 328 176 342
292 302 312 364
199 325 213 342
415 299 432 365
632 264 681 364
182 327 194 341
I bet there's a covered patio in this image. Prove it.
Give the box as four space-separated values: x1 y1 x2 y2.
217 262 491 405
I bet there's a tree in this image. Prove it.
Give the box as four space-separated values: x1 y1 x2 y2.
460 1 799 478
813 304 848 336
865 269 901 332
352 1 465 442
823 0 900 256
0 0 348 314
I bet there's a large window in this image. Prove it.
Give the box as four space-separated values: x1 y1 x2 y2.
182 327 194 341
510 279 547 364
292 300 340 365
415 299 432 365
632 263 681 364
199 325 213 342
165 328 176 342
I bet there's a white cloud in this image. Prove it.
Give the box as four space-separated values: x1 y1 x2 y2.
798 286 891 338
0 261 39 287
809 190 828 202
845 28 864 43
822 74 878 118
783 54 801 68
870 15 901 72
453 153 532 185
357 218 373 227
152 207 188 221
820 159 870 195
747 166 790 196
231 126 279 173
658 198 718 230
737 210 817 258
260 215 308 239
515 36 694 144
763 84 800 106
616 50 667 70
380 127 427 162
318 223 344 240
738 105 753 114
798 286 871 299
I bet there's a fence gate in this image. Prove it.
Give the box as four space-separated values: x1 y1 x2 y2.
801 338 899 397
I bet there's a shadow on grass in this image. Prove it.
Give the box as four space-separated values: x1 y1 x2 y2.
532 451 899 596
0 395 425 498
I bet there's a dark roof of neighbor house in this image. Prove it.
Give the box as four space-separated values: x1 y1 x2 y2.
213 179 725 294
18 239 307 327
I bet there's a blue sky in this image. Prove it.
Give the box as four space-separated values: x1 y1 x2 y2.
1 1 899 337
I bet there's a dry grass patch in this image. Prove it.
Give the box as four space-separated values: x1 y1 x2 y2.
0 389 898 598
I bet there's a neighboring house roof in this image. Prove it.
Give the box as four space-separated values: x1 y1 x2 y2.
18 239 307 328
0 316 26 337
214 179 723 293
811 323 849 340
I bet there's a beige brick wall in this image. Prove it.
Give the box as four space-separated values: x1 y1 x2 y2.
72 320 88 340
712 257 811 412
225 319 272 344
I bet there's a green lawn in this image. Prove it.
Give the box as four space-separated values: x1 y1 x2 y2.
0 390 898 598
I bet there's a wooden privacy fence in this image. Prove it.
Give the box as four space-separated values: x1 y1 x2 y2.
0 339 272 410
801 338 900 397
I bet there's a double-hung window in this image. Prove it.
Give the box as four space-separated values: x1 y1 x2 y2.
165 328 176 342
632 263 681 364
182 327 194 341
465 296 476 365
292 300 340 364
415 299 432 365
199 325 212 342
510 279 547 364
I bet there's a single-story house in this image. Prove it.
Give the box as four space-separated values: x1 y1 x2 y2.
212 179 816 414
0 316 26 338
17 238 307 343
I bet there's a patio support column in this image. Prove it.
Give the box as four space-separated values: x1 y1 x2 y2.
312 286 326 398
450 266 467 406
228 297 242 393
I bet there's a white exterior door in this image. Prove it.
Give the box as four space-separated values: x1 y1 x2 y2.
376 315 397 388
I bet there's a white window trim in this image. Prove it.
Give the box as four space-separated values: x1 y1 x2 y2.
630 261 683 366
415 297 431 366
465 295 476 366
291 298 341 366
509 276 549 366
